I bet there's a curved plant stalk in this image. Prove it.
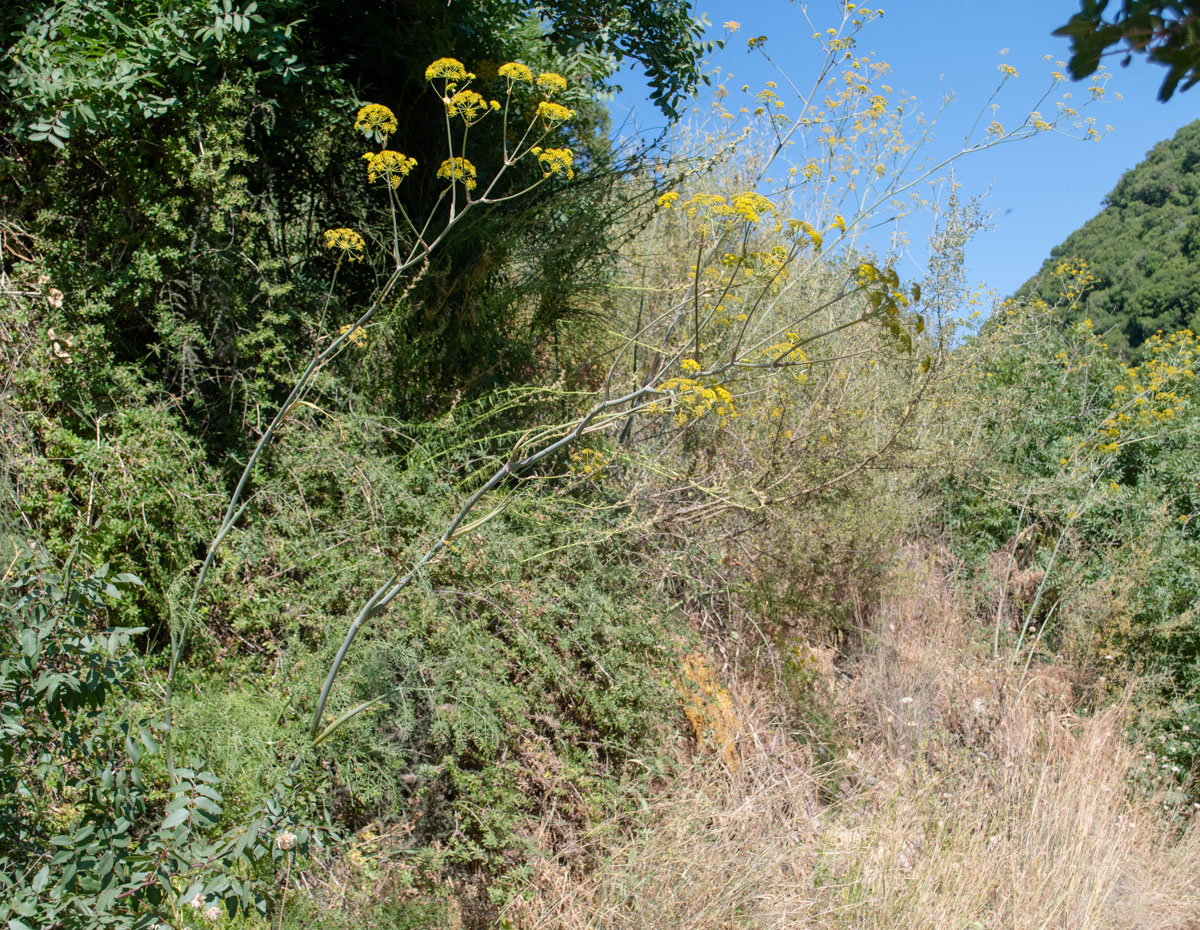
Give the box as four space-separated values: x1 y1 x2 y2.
188 15 1116 757
164 60 573 782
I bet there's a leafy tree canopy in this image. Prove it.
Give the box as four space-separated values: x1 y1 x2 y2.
1056 1 1200 101
0 0 708 441
1017 119 1200 353
1 0 712 145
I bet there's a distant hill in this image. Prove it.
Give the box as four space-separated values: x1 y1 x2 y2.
1017 119 1200 355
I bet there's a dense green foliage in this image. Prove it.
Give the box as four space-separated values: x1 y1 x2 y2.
0 0 713 923
8 2 1200 926
943 271 1200 787
1057 0 1200 100
0 0 709 436
1017 119 1200 353
0 541 330 929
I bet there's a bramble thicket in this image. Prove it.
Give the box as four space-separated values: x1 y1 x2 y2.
4 2 1200 928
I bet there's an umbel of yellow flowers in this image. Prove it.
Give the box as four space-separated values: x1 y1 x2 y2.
353 103 397 139
361 149 417 187
437 156 478 191
322 228 365 261
349 58 575 193
324 57 577 265
530 146 575 179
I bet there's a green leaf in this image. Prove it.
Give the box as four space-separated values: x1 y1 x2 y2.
178 880 203 907
194 796 222 817
161 808 189 829
139 726 159 754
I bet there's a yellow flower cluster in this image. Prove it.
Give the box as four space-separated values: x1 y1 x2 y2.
362 150 418 187
569 447 608 477
658 375 737 427
787 219 823 250
536 72 567 95
729 192 774 224
752 84 791 127
1101 329 1197 442
339 323 368 347
437 156 478 190
537 101 575 124
998 63 1019 78
531 146 574 179
446 89 498 123
722 246 789 288
323 228 366 261
670 192 776 230
763 333 811 382
1053 258 1097 304
354 103 397 138
771 48 917 205
855 262 879 284
498 61 533 83
1028 110 1052 132
425 57 473 82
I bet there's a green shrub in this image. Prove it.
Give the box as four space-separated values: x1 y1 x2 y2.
0 538 332 928
942 278 1200 790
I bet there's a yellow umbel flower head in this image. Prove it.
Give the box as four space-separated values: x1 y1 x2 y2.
354 103 397 142
786 218 823 250
425 57 472 82
437 156 478 191
323 228 366 261
362 150 418 188
446 89 494 124
339 323 368 347
530 146 574 179
537 101 575 125
536 72 567 95
498 62 533 83
728 192 773 224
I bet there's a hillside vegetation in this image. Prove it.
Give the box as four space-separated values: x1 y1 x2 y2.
1019 118 1200 352
3 3 1200 929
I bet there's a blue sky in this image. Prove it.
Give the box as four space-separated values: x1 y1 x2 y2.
610 0 1197 299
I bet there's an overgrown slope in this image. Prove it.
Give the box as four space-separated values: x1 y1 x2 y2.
1018 119 1200 352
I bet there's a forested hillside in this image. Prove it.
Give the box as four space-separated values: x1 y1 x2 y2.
1019 119 1200 353
4 3 1200 929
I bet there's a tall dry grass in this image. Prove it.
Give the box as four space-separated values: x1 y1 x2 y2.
503 547 1200 930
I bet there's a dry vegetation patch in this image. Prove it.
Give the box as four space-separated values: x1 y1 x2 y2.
503 547 1200 930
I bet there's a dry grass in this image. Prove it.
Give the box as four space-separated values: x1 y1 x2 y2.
503 718 823 929
503 546 1200 930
